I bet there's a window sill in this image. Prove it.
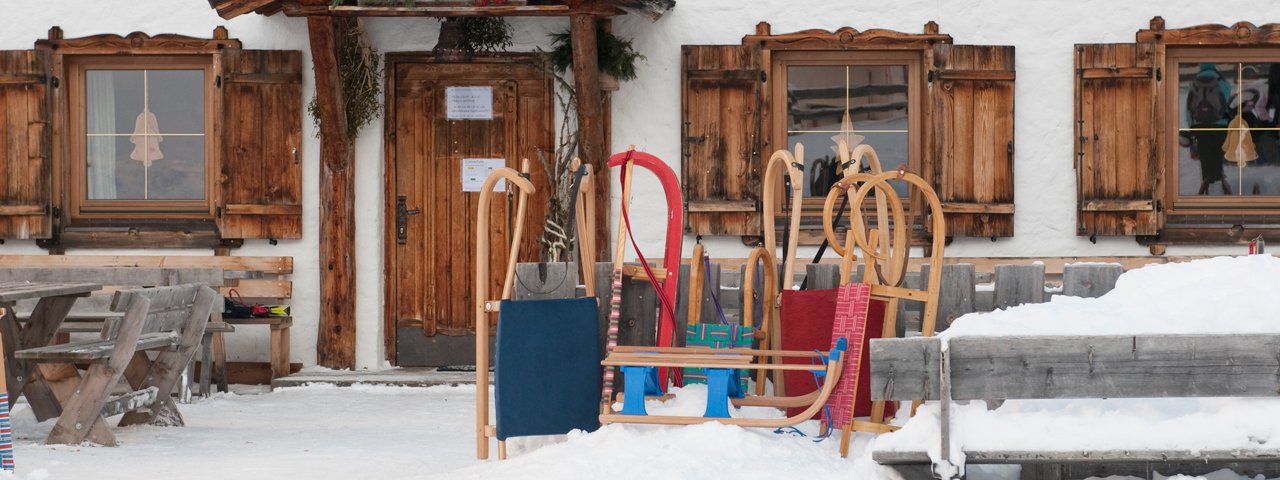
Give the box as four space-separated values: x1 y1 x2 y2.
1138 217 1280 246
38 220 241 250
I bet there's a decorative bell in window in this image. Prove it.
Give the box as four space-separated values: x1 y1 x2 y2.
129 108 164 166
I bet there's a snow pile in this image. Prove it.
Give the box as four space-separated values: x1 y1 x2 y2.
876 255 1280 464
942 255 1280 337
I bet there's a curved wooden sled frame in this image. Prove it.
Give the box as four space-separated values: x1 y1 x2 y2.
475 159 598 460
820 144 948 456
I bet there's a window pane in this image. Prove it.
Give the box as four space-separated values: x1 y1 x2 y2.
82 67 206 203
148 136 205 200
786 63 911 198
147 70 204 134
848 65 909 131
85 70 144 135
1177 62 1280 197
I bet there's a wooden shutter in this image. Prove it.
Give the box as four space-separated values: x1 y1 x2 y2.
930 44 1016 238
218 49 303 240
680 44 764 236
1074 43 1159 237
0 50 52 239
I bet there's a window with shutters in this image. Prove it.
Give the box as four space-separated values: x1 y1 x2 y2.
0 27 303 248
1075 18 1280 245
682 23 1015 241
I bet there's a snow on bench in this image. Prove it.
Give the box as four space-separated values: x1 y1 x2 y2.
865 255 1280 479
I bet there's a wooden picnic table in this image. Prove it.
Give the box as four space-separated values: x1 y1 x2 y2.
0 281 101 422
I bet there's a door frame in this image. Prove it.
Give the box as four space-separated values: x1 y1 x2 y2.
382 52 551 364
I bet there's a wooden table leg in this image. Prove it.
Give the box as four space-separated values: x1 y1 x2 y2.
4 297 77 421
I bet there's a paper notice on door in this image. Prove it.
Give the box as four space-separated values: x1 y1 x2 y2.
446 86 493 120
461 158 506 192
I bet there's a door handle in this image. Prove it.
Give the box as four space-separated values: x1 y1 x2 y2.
396 195 421 245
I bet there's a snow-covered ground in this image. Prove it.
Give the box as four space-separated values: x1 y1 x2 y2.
9 255 1280 479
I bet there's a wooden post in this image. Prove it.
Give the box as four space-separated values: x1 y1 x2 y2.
309 16 357 369
569 14 610 261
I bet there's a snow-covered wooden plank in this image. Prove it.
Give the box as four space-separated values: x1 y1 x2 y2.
873 448 1280 464
871 334 1280 401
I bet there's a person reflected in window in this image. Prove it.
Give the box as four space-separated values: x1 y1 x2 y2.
1186 63 1232 195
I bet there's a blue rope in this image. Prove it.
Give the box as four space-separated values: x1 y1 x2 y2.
771 350 831 442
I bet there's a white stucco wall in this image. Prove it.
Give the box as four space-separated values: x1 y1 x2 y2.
2 0 1278 368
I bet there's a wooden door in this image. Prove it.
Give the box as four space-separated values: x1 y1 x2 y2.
388 56 552 366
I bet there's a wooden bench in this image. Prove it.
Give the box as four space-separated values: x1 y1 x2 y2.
15 284 219 446
0 255 296 387
869 333 1280 479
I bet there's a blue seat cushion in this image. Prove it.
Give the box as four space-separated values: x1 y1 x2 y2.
495 297 600 441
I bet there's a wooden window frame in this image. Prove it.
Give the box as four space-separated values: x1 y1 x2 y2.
65 55 217 220
769 50 925 219
1161 47 1280 216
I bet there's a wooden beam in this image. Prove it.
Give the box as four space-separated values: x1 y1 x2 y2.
570 15 611 262
308 16 357 370
210 0 280 19
871 334 1280 401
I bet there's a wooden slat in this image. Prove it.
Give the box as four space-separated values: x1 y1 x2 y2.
685 200 756 213
0 267 223 287
223 316 291 326
98 387 158 418
1062 263 1123 298
16 332 178 361
1079 67 1153 79
934 69 1016 81
210 0 279 19
219 279 291 299
874 448 1280 465
0 205 43 215
940 202 1015 214
1081 199 1154 212
222 204 304 215
0 255 292 274
993 264 1045 309
0 282 99 303
871 334 1280 401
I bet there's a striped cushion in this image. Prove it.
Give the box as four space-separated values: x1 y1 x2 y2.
682 323 753 395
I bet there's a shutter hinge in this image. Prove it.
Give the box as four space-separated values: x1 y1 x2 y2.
50 76 59 88
1155 68 1162 82
1006 141 1014 163
927 70 935 83
47 205 60 217
216 206 223 218
760 70 767 83
215 75 222 88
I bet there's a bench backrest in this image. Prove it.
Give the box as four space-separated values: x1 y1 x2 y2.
870 334 1280 401
0 255 293 304
109 284 220 341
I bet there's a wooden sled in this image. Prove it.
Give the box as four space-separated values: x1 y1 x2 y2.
820 144 948 456
599 341 848 427
475 159 599 460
